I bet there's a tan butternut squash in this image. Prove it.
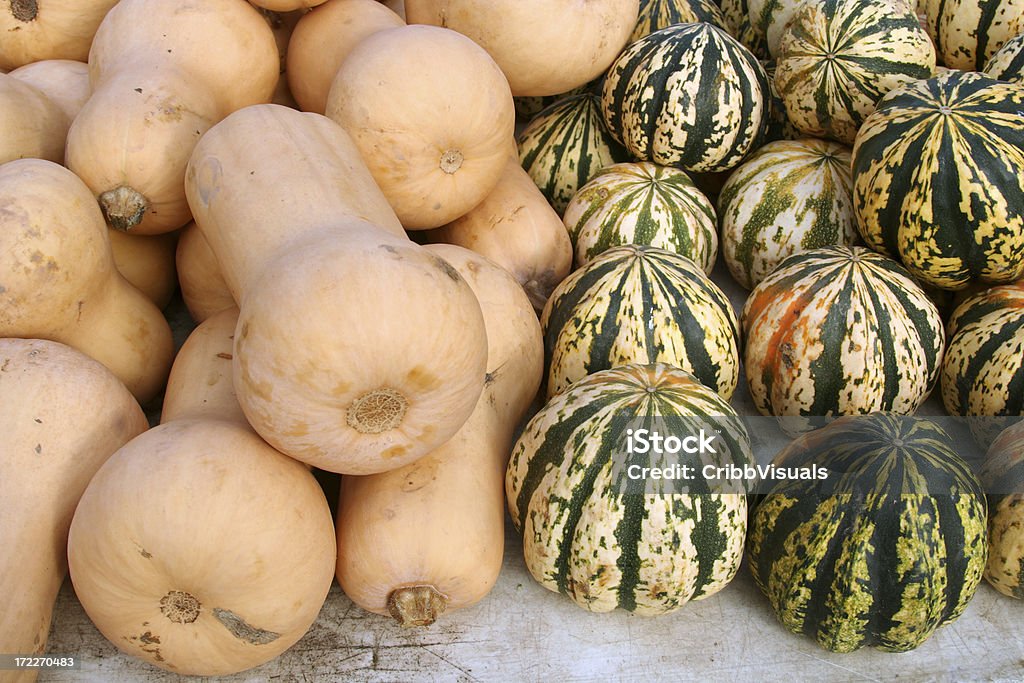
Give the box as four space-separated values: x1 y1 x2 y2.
65 0 279 234
404 0 640 96
250 0 325 12
428 155 572 312
255 7 304 108
175 221 236 323
0 338 147 682
185 103 488 474
336 243 543 626
8 59 90 122
0 0 119 70
67 310 336 676
325 24 516 229
0 159 175 404
0 74 68 164
287 0 404 113
107 229 180 310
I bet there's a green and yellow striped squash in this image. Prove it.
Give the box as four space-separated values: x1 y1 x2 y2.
542 245 740 400
982 420 1024 598
940 282 1024 424
984 33 1024 83
600 22 769 173
506 362 753 615
631 0 728 42
747 412 988 652
920 0 1024 70
747 0 804 58
741 246 945 435
720 0 769 58
514 82 595 122
761 60 800 143
718 138 857 290
774 0 936 145
852 71 1024 291
562 162 718 273
518 93 630 215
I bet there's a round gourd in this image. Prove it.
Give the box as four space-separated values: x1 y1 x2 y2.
563 162 718 273
984 33 1024 82
746 0 803 58
631 0 727 42
920 0 1024 70
774 0 935 145
983 420 1024 598
718 138 857 290
517 93 630 215
719 0 769 58
852 71 1024 291
0 0 119 70
741 246 945 434
601 22 769 173
325 25 515 229
747 413 988 652
404 0 640 97
506 362 753 615
541 245 740 400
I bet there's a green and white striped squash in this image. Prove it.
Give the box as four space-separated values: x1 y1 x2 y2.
562 162 718 273
984 33 1024 83
983 420 1024 598
761 60 801 143
774 0 936 145
542 244 740 400
920 0 1024 70
518 93 631 215
746 0 804 58
741 246 945 435
631 0 728 42
852 71 1024 291
940 282 1024 427
720 0 770 58
747 412 988 652
718 138 858 290
600 22 769 173
514 81 596 122
506 362 753 615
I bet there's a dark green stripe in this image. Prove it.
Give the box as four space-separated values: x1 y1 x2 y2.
805 261 855 416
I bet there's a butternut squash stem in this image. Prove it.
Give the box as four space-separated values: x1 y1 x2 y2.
387 585 448 628
100 185 149 232
9 0 37 22
346 388 408 434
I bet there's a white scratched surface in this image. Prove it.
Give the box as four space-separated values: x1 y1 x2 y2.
39 261 1024 682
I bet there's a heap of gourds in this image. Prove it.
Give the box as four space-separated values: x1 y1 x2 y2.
1 0 1022 677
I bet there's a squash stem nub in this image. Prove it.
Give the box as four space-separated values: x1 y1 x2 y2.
387 585 448 627
99 185 149 232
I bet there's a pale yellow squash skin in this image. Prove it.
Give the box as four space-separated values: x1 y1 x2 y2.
0 339 147 683
8 59 90 122
175 221 236 323
0 0 119 70
404 0 640 96
255 7 304 109
336 244 543 626
67 319 336 675
250 0 325 12
65 0 279 235
184 103 488 474
325 24 516 229
429 155 573 312
287 0 404 113
0 75 68 164
107 229 180 310
0 159 175 405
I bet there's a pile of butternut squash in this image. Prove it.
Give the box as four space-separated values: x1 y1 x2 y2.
0 0 639 676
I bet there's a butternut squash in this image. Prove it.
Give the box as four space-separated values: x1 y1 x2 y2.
428 155 572 312
0 74 67 164
0 338 147 682
336 243 543 626
250 0 326 13
67 310 336 676
256 7 304 109
287 0 404 113
8 58 90 122
0 159 175 404
175 221 236 323
65 0 279 234
184 103 488 474
0 0 119 70
404 0 640 96
107 229 180 310
325 24 516 229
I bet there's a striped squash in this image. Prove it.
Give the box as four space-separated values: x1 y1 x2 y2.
562 162 718 272
514 82 595 121
542 245 740 400
761 60 800 143
748 413 988 652
719 0 769 58
600 22 769 173
631 0 727 42
506 362 753 615
742 246 945 435
718 138 857 290
920 0 1024 70
852 71 1024 291
518 93 630 215
984 33 1024 83
940 282 1024 431
747 0 804 58
983 420 1024 598
774 0 936 145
